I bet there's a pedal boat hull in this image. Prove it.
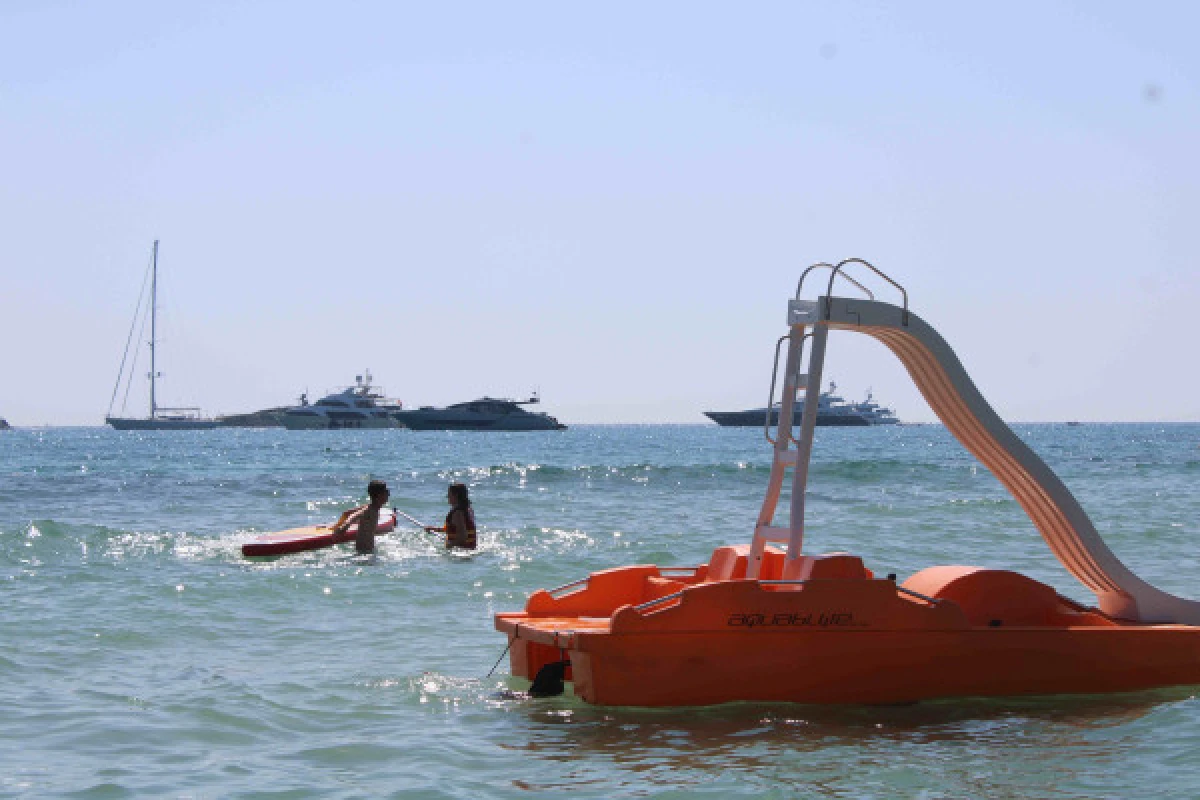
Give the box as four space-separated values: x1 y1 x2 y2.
495 546 1200 707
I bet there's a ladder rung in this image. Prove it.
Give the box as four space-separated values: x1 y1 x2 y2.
754 526 793 542
773 450 798 466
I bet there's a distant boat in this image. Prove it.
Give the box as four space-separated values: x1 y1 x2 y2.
280 371 404 430
705 382 898 427
215 407 288 428
0 418 10 431
389 394 566 431
849 390 901 425
105 241 216 430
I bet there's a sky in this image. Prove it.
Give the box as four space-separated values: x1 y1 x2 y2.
1 1 1198 426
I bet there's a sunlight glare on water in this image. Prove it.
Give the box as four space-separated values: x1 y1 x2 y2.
1 424 1198 798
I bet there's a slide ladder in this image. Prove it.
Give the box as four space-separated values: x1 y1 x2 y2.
748 259 1200 624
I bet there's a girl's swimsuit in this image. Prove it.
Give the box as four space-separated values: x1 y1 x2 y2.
445 507 476 549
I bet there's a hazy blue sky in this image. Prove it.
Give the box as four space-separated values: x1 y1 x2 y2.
2 1 1197 425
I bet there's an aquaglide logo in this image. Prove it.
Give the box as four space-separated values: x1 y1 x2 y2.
727 611 863 628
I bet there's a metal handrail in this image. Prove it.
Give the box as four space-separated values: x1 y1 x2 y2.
547 577 588 597
895 585 941 606
822 258 909 326
549 567 698 599
764 332 812 445
632 591 685 612
756 579 940 606
796 262 875 302
637 580 809 610
764 334 789 445
630 580 942 612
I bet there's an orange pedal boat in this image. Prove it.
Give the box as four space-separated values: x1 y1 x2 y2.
495 260 1200 706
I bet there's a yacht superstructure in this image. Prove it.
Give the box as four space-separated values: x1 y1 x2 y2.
280 372 403 430
850 390 900 425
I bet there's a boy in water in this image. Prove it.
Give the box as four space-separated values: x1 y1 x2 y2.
333 480 390 553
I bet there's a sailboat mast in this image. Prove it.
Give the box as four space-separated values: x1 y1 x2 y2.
149 239 158 419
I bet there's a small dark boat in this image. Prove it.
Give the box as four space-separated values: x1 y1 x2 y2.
390 395 565 431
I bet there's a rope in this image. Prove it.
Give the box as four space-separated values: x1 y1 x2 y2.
485 625 516 678
107 257 153 417
120 294 152 416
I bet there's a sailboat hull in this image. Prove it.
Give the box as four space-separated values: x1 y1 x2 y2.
106 416 217 430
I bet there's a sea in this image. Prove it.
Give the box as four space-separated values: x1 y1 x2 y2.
2 423 1198 799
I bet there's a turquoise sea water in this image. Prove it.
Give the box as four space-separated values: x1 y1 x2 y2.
2 424 1198 799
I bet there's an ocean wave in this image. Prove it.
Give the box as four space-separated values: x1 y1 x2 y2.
813 458 970 482
388 456 978 491
441 459 766 476
0 519 248 568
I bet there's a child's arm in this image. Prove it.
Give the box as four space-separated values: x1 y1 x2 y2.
332 506 365 534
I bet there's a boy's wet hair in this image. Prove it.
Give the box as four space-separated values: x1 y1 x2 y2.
367 480 389 500
449 483 470 508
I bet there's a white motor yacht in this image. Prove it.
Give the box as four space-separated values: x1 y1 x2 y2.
704 382 878 427
281 372 403 430
850 390 901 425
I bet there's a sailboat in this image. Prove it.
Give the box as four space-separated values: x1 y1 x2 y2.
106 241 216 430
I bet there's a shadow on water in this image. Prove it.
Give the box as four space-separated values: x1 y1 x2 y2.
501 685 1193 746
482 684 1198 794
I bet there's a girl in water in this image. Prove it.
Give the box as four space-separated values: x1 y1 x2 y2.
425 482 476 549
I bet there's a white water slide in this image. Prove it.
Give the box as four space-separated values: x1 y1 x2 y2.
751 259 1199 624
